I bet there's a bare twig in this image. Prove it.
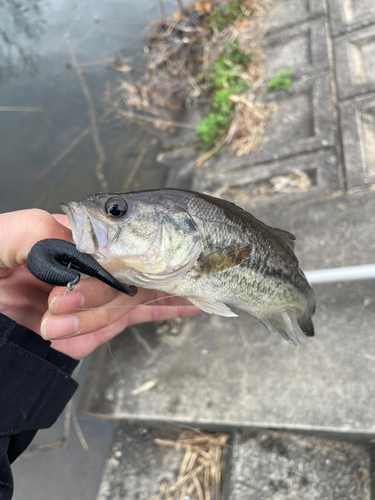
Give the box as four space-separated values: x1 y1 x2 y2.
24 400 72 454
36 107 114 179
123 148 146 190
65 38 109 190
115 105 196 129
158 0 167 21
0 106 42 112
176 0 186 15
71 400 89 451
196 135 227 167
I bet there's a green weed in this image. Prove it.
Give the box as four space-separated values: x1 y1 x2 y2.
208 0 248 32
196 41 251 150
267 70 294 92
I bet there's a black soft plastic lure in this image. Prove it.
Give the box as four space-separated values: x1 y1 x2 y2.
26 239 137 296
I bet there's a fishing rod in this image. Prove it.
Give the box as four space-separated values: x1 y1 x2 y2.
305 264 375 284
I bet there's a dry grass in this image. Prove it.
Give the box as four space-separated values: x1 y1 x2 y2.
153 431 229 500
107 0 274 157
227 95 274 156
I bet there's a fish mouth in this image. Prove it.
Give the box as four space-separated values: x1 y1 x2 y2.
61 201 108 255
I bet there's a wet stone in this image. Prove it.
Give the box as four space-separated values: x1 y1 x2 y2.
340 94 375 188
264 0 324 35
225 430 371 500
328 0 375 37
334 25 375 100
264 18 329 79
211 73 335 173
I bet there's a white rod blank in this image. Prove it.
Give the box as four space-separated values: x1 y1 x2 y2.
305 264 375 284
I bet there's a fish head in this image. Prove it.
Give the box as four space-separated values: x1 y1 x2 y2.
61 191 202 284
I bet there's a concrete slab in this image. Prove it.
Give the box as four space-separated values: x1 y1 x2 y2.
192 149 340 206
225 430 372 499
334 25 375 100
265 0 324 35
340 94 375 188
96 422 186 500
212 72 335 173
328 0 375 37
79 190 375 436
263 18 329 79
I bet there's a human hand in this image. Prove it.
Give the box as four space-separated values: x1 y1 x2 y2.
0 209 201 359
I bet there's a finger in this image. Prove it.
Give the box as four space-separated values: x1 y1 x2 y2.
49 283 192 315
0 209 72 270
52 214 69 228
49 304 202 359
41 287 153 340
126 303 202 327
48 278 123 314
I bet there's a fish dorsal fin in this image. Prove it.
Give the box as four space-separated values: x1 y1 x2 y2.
273 228 296 251
259 312 301 347
197 244 252 279
187 296 238 317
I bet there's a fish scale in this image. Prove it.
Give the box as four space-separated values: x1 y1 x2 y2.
62 189 315 346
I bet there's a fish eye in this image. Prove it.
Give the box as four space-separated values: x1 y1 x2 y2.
105 197 128 218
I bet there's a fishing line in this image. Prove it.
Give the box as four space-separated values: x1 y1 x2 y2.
103 330 125 383
82 292 127 382
59 290 192 312
77 295 188 311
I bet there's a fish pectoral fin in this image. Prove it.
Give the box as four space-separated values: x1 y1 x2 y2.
272 228 296 251
197 244 252 279
187 296 238 317
259 312 302 347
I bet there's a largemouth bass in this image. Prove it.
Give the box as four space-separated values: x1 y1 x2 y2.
61 189 315 346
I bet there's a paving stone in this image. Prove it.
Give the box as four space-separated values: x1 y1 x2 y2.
265 0 324 35
225 430 372 499
334 25 375 100
209 73 335 173
328 0 375 37
263 18 329 79
95 422 185 500
340 94 375 188
80 190 375 436
193 149 340 206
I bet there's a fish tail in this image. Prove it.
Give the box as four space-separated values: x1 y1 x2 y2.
297 273 316 337
259 312 302 347
297 311 315 337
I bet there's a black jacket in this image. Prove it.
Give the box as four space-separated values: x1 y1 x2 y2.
0 313 78 499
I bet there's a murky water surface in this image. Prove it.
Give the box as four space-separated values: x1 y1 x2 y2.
0 0 172 214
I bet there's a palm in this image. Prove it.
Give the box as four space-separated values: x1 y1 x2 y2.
0 209 201 360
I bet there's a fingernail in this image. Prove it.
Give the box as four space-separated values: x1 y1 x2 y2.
49 293 86 314
41 315 80 341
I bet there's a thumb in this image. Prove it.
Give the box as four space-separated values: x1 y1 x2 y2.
0 209 72 270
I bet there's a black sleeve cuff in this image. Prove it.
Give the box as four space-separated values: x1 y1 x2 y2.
0 313 79 437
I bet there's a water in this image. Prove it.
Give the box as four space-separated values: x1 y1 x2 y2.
0 0 174 214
